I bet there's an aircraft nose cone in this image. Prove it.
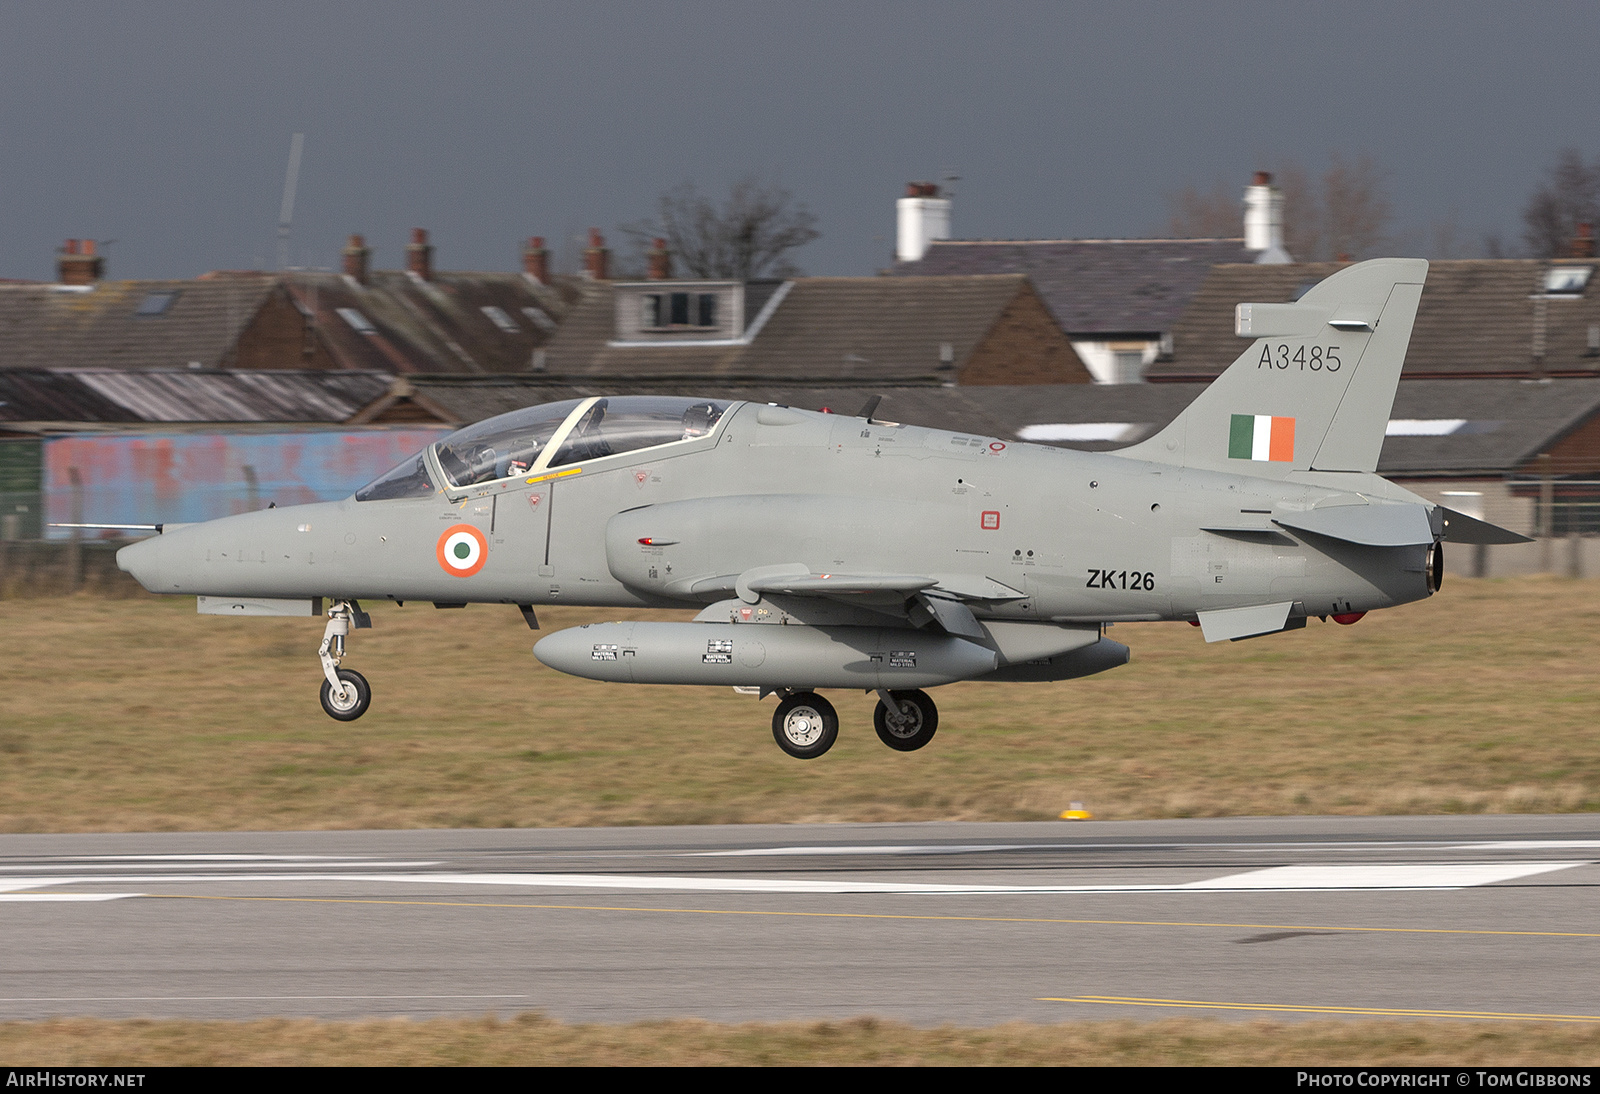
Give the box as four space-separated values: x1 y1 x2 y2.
116 535 167 591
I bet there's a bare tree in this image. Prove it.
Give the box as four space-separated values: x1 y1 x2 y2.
1166 156 1390 261
1522 148 1600 258
1166 182 1238 238
1275 161 1321 262
1321 153 1392 261
623 175 821 280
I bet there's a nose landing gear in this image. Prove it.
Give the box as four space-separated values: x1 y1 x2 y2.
317 599 373 720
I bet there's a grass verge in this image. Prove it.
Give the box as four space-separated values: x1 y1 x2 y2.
3 1014 1599 1066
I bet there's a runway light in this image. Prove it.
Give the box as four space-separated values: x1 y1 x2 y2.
1059 801 1093 820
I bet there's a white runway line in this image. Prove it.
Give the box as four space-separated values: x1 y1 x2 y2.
0 862 1589 898
0 894 143 902
1177 862 1588 890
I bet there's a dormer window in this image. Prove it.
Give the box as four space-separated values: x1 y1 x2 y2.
612 280 744 344
645 291 717 330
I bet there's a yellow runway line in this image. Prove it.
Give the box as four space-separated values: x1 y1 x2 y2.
1041 995 1600 1023
145 893 1600 939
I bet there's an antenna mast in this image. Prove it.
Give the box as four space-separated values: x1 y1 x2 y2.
276 132 304 271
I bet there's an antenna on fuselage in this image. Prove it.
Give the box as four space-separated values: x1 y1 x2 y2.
857 394 883 421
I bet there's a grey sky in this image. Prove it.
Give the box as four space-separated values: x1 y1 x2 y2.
4 1 1598 282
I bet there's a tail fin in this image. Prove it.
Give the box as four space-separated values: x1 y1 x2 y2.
1123 257 1427 475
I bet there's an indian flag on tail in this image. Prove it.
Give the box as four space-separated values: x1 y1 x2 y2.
1228 414 1295 462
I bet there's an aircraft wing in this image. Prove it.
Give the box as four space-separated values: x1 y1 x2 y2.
744 572 938 596
739 569 1024 603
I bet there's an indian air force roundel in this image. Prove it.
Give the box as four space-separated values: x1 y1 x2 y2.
437 524 488 576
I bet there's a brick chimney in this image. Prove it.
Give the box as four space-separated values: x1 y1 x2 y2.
647 238 672 280
522 236 550 284
57 239 104 285
583 228 609 281
1571 222 1596 259
342 234 371 283
406 228 434 280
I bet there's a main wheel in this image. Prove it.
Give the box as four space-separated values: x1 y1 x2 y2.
873 689 938 751
320 668 371 721
771 693 839 759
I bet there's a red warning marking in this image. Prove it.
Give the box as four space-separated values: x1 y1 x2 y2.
981 511 1001 530
989 442 1007 452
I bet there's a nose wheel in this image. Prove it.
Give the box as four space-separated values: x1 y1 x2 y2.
771 692 839 759
320 668 371 721
317 599 373 721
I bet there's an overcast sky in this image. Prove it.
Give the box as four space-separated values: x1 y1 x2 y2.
4 1 1599 282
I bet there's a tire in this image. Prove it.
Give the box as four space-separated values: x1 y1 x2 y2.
873 689 938 752
771 693 839 759
320 668 372 721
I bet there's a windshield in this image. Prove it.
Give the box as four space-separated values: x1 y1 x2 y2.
433 399 584 489
355 453 436 501
547 397 727 468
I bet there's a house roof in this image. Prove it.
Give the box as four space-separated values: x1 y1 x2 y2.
1150 259 1600 381
535 274 1087 382
886 238 1255 336
285 269 577 374
0 269 579 376
0 277 280 371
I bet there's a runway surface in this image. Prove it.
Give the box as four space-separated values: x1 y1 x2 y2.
1 815 1597 1025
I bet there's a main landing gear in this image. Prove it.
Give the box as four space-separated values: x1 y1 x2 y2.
767 688 940 759
317 599 373 721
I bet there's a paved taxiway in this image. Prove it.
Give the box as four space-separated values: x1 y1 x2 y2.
1 816 1597 1025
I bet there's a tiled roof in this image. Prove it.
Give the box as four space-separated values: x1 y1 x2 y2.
1151 260 1600 381
0 270 578 376
535 275 1084 382
0 277 279 370
288 270 577 374
887 238 1255 335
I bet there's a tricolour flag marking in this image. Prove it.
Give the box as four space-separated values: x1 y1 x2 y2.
1229 414 1295 462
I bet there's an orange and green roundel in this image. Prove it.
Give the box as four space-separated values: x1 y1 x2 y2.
437 524 488 577
1229 414 1295 462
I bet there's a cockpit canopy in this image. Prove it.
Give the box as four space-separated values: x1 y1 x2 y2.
355 396 729 501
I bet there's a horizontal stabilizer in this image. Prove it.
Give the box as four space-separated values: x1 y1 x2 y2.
1439 507 1532 545
1272 503 1434 547
1197 601 1293 643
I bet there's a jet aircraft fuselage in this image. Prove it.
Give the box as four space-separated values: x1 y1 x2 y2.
115 259 1521 758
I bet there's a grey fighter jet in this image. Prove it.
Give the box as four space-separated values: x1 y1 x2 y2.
116 258 1524 759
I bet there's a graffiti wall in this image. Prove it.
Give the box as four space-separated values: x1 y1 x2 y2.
42 429 451 538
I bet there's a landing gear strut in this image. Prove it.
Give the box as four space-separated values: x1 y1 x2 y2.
873 689 938 751
771 691 839 759
317 599 372 721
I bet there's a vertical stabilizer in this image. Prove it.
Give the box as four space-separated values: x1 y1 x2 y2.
1122 258 1427 475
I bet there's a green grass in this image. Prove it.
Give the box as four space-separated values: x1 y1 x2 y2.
1 576 1598 832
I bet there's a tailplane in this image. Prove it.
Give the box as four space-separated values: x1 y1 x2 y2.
1123 257 1427 475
